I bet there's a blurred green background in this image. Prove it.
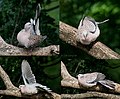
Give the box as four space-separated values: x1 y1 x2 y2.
0 56 61 98
0 0 59 47
60 0 120 55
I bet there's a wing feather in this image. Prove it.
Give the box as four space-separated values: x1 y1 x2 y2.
21 60 36 84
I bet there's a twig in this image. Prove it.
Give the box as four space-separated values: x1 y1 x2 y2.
0 36 59 56
61 61 79 88
0 65 21 97
59 21 120 59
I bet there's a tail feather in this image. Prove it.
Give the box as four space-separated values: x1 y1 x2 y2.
96 19 109 24
98 80 115 89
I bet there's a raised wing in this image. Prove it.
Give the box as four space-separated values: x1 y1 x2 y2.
34 3 41 35
21 60 36 84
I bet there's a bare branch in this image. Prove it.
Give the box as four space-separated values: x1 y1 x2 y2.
61 61 79 88
0 65 18 90
0 36 59 56
0 65 60 99
61 92 120 99
0 90 21 97
0 65 22 97
59 21 120 59
61 61 120 94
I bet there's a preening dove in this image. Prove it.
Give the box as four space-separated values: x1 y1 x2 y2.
77 72 115 89
19 60 51 95
17 4 47 48
77 16 109 45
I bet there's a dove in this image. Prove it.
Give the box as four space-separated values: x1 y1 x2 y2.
77 16 109 45
77 72 115 89
17 4 47 48
19 60 52 95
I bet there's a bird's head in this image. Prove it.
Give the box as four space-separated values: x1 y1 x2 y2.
77 74 84 78
19 85 27 93
24 22 31 31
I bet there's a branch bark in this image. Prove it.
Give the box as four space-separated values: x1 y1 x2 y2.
61 61 120 94
61 92 120 99
0 65 60 99
59 21 120 59
0 36 59 56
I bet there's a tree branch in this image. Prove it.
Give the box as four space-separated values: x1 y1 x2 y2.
0 65 60 99
61 61 120 94
0 36 59 56
61 92 120 99
59 21 120 59
0 65 21 97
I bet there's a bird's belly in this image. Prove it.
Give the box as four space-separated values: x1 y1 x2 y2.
17 30 30 48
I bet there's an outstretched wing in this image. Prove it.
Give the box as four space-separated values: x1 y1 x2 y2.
21 60 36 84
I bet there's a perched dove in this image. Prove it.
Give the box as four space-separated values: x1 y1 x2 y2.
77 16 109 45
17 4 47 48
77 72 115 89
19 60 51 95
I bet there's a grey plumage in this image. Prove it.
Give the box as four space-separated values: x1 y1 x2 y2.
77 16 109 45
77 72 115 89
19 60 51 95
21 60 36 84
17 4 47 48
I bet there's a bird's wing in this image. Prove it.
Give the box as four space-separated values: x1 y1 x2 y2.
83 17 97 33
21 60 36 84
34 3 41 35
96 72 105 81
87 72 105 84
84 73 98 83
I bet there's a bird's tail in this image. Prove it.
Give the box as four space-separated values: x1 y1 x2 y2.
98 80 115 90
96 19 109 24
35 83 52 92
36 84 53 98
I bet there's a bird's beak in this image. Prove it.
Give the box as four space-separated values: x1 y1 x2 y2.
83 32 88 38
